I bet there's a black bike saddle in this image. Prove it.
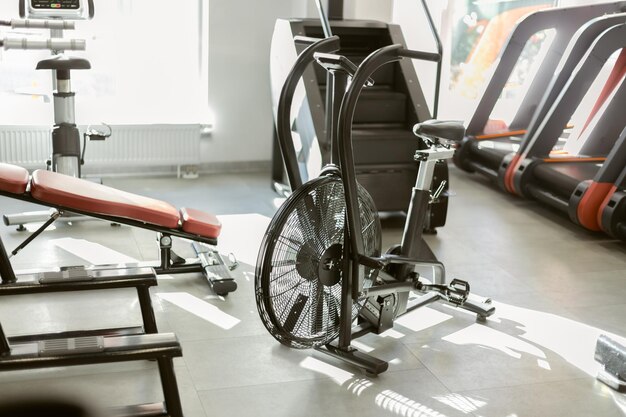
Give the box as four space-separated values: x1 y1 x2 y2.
413 120 465 143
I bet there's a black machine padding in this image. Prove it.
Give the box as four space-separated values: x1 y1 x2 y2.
533 162 602 196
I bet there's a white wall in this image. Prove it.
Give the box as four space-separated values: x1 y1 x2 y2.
204 0 395 167
392 0 448 118
203 0 305 165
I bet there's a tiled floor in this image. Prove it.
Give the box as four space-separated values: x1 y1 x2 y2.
0 166 625 417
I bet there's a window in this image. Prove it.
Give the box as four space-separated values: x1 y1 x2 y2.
0 0 209 125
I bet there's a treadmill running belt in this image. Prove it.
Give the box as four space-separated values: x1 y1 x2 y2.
533 161 602 196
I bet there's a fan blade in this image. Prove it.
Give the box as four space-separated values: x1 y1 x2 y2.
282 293 308 333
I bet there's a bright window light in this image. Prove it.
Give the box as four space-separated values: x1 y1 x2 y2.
0 0 210 125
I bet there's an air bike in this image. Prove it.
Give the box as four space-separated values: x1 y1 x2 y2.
255 38 495 375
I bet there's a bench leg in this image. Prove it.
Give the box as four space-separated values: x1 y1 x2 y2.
158 357 184 417
136 285 158 334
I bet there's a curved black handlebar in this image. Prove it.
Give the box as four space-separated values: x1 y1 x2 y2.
337 44 430 259
276 35 341 190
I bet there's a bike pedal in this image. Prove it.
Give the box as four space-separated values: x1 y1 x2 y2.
448 279 470 305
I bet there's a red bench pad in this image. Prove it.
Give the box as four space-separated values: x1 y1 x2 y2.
180 207 221 239
31 170 180 229
0 163 29 195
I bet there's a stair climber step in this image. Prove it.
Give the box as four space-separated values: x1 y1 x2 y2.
356 164 417 212
352 127 420 165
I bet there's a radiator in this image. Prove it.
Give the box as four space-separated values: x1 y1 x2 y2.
0 124 202 170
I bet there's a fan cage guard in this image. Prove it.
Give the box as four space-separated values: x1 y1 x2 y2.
255 175 382 349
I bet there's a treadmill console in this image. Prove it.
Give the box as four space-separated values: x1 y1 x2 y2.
20 0 94 19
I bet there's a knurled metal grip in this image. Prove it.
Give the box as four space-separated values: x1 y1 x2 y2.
2 37 86 51
10 19 75 30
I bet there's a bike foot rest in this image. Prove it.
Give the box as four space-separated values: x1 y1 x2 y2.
361 295 395 334
448 279 470 305
38 336 105 356
595 335 626 391
193 244 237 294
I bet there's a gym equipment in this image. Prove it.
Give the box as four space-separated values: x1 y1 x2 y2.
454 3 626 183
0 163 237 295
0 323 184 417
510 23 626 232
2 0 113 229
269 0 449 231
595 334 626 392
599 130 626 240
256 44 494 375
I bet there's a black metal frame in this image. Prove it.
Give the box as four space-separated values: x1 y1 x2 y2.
0 325 184 417
0 188 236 294
312 45 494 375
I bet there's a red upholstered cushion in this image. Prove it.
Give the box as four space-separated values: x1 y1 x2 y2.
180 207 221 239
0 163 29 194
31 170 180 229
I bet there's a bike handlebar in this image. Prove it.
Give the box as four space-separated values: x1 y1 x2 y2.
1 37 86 51
1 18 76 30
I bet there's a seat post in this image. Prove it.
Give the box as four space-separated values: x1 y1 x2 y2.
0 236 17 284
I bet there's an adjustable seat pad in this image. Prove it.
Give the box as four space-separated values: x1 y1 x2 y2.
31 170 180 229
180 207 221 238
0 163 29 194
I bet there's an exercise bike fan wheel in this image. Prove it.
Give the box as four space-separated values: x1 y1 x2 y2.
255 175 381 349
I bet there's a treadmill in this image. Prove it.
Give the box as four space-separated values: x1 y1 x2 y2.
511 22 626 233
454 3 626 183
600 135 626 240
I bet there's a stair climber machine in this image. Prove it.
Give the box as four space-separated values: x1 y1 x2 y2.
2 0 111 229
269 0 449 233
256 1 494 376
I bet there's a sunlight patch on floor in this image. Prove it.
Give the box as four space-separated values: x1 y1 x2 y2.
157 292 240 329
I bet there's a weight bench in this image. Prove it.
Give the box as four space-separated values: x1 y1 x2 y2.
0 322 185 417
0 163 236 296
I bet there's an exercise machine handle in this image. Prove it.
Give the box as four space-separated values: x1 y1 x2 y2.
275 35 341 190
1 19 76 29
398 48 440 62
0 37 86 50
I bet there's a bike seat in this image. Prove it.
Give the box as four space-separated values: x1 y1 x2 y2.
413 120 465 143
37 55 91 71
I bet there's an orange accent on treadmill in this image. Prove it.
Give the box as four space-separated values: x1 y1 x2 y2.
504 154 521 194
474 129 527 140
577 181 614 231
598 185 619 232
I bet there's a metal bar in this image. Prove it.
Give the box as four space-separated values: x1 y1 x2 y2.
158 357 184 417
315 0 333 38
0 323 10 356
275 36 341 190
420 0 442 117
137 286 159 334
337 44 403 295
10 211 60 257
0 236 17 284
